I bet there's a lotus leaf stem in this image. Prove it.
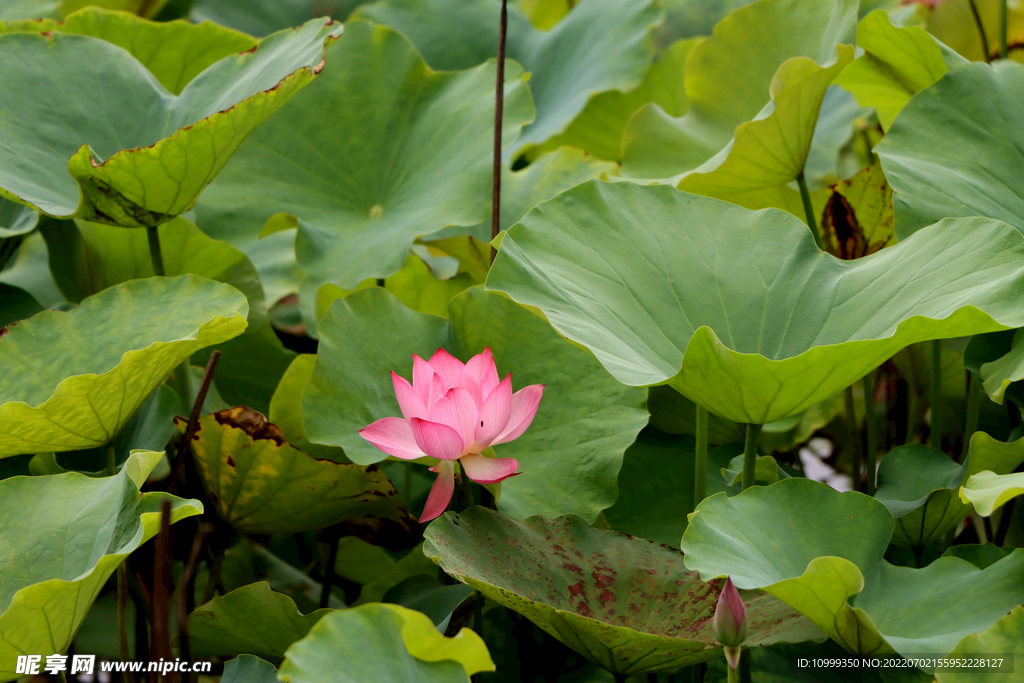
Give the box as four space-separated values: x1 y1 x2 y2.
741 424 759 490
490 0 508 263
930 340 942 452
972 512 989 544
796 171 822 250
963 374 982 463
168 351 221 492
151 500 173 670
146 225 166 277
994 498 1015 546
105 442 116 476
320 532 340 610
403 460 413 506
1000 0 1009 59
968 0 992 62
117 562 136 683
843 386 860 491
863 371 878 496
202 552 224 605
459 462 476 508
695 404 708 504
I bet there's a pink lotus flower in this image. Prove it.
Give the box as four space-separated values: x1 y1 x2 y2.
359 348 544 522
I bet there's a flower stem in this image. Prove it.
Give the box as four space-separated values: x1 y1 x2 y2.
963 373 981 464
319 532 340 609
117 562 136 683
931 340 942 452
146 224 165 277
741 423 759 490
844 386 860 492
490 0 508 264
968 0 992 62
459 463 476 508
1000 0 1008 59
403 460 413 506
863 371 878 496
105 441 117 476
727 659 740 683
797 171 823 250
695 404 708 505
168 351 221 492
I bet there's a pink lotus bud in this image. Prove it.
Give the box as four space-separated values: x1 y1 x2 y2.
713 577 748 664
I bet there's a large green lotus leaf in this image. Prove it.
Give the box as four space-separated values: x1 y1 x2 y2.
0 451 202 680
424 508 822 675
179 407 411 534
539 38 694 163
0 196 36 239
942 543 1014 570
278 603 493 683
61 0 171 18
876 63 1024 239
960 471 1024 517
190 582 333 662
0 0 56 19
656 0 756 43
926 0 1024 64
354 0 661 155
977 328 1024 404
0 232 64 309
0 7 256 93
937 606 1024 683
243 227 301 307
222 655 279 683
0 283 40 328
302 286 647 521
877 434 1024 546
681 478 1024 658
486 181 1024 424
194 22 533 289
621 0 857 181
43 216 290 412
671 44 854 215
0 275 247 457
269 354 348 462
385 254 476 319
834 10 966 131
191 0 362 37
0 18 340 227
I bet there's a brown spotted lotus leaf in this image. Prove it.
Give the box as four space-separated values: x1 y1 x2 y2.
176 407 415 541
423 508 823 675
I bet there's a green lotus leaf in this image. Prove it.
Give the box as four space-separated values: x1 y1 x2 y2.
0 232 64 309
942 543 1014 570
191 0 361 37
671 44 853 215
876 63 1024 239
354 0 661 156
190 582 333 663
656 0 756 43
0 275 247 458
0 18 340 227
960 470 1024 517
0 196 36 239
647 386 745 444
385 254 476 319
269 354 347 462
621 0 857 181
0 451 202 680
61 0 170 19
681 478 1024 659
222 655 279 683
0 0 56 20
834 10 966 131
42 216 292 412
424 508 823 676
0 282 40 328
820 164 896 259
722 454 787 486
301 286 648 521
0 7 257 93
278 603 493 683
976 328 1024 404
355 541 439 606
540 38 694 163
486 181 1024 424
178 406 412 534
925 0 1024 64
195 21 533 289
937 606 1024 683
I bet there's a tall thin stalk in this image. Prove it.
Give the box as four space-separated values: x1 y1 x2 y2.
843 386 860 492
151 500 173 679
105 442 117 476
117 562 136 683
796 171 823 249
968 0 992 62
1000 0 1009 59
459 463 476 508
931 340 942 452
741 424 759 490
146 225 166 276
963 373 982 464
695 405 708 504
168 351 221 492
863 372 878 496
319 533 340 609
490 0 508 264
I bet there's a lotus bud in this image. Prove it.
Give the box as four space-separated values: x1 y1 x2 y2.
713 577 748 668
